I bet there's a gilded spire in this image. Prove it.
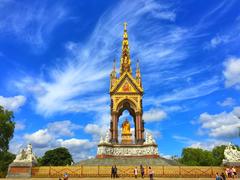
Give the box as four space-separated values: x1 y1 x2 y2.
136 59 142 86
110 59 117 88
111 59 117 78
120 22 132 75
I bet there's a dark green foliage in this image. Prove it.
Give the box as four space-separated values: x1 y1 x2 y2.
180 148 214 166
0 151 15 177
180 144 239 166
0 106 15 152
212 145 227 165
40 147 73 166
0 106 15 177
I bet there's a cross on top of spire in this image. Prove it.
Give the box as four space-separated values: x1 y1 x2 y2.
124 22 127 31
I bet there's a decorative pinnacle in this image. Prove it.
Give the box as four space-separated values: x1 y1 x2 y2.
120 22 131 75
124 22 127 31
136 59 139 70
113 59 116 71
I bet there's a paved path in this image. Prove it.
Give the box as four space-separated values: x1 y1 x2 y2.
1 178 217 180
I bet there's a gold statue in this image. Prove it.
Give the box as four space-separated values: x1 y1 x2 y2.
122 119 131 134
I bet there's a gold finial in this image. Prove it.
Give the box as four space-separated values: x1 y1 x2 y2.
136 59 139 70
124 22 127 31
113 59 116 71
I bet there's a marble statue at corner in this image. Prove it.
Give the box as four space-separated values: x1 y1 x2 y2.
99 130 111 145
13 144 38 164
144 131 156 145
222 143 240 166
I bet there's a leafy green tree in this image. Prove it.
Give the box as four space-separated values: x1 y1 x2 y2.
0 106 15 152
0 105 15 177
180 148 214 166
40 147 73 166
0 151 15 177
212 145 227 165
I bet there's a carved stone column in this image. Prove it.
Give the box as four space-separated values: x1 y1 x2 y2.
111 112 118 144
136 112 144 144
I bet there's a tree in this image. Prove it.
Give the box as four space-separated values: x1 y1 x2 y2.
40 147 73 166
0 106 15 177
180 148 214 166
0 151 15 177
212 145 227 166
0 106 15 152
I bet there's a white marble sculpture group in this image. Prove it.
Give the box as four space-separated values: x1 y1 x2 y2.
97 131 159 157
13 144 38 164
223 143 240 164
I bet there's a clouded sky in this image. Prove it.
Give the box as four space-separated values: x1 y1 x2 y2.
0 0 240 161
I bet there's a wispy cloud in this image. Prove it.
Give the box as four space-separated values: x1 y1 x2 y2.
145 77 220 106
0 95 26 111
173 135 229 150
143 108 167 122
217 97 236 107
22 120 95 161
13 0 182 117
0 1 67 51
223 57 240 89
198 106 240 138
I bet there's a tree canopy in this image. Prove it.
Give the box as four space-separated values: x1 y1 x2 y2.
0 106 15 152
39 147 73 166
179 145 239 166
0 105 15 177
180 148 214 166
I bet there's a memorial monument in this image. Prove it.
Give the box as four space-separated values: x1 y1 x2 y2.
96 23 159 159
7 144 37 178
222 143 240 166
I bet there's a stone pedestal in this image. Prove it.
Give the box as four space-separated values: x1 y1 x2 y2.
121 132 132 144
7 162 35 178
96 143 159 158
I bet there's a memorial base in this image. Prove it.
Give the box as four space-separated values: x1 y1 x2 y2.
222 160 240 167
6 162 36 178
97 143 159 158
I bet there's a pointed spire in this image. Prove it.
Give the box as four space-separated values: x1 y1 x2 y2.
113 59 116 72
136 59 142 86
111 59 117 78
120 22 132 76
136 59 141 77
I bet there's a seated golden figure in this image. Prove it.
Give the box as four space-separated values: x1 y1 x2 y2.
122 119 131 134
121 119 132 144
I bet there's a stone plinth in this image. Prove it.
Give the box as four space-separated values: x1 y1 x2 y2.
7 162 35 178
96 143 159 158
121 132 132 144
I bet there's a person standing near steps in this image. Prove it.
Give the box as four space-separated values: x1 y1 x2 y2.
140 164 144 178
148 167 154 180
134 167 138 178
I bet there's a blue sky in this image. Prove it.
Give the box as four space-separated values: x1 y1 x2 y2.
0 0 240 161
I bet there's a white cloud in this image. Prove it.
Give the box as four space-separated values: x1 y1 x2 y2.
198 106 240 138
15 121 25 131
58 138 96 151
0 1 67 50
24 129 53 148
210 35 229 48
12 0 185 117
173 135 229 150
223 57 240 89
47 120 81 137
84 124 107 139
22 120 97 161
143 108 167 122
0 95 26 111
190 139 229 150
217 97 236 107
145 77 220 105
